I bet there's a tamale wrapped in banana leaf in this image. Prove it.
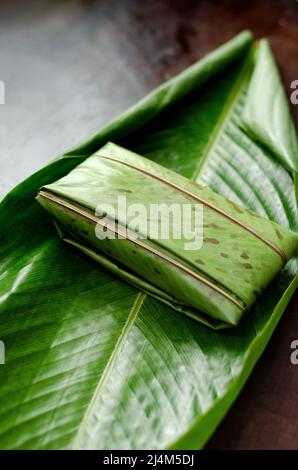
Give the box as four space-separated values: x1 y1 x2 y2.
36 142 298 329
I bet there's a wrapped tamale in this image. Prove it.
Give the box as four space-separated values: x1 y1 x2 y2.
36 142 298 329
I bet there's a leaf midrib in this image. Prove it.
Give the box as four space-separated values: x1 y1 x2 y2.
71 291 146 449
192 52 254 182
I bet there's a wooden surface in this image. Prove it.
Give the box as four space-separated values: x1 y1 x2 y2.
1 0 297 449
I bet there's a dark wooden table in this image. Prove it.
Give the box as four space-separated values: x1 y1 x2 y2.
1 0 297 449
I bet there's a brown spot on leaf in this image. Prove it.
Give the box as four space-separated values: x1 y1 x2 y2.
229 200 244 213
239 262 253 269
118 188 132 193
275 228 283 240
240 251 249 259
204 223 220 229
247 209 259 218
216 267 226 273
195 259 205 265
154 268 161 275
220 252 229 258
204 237 219 245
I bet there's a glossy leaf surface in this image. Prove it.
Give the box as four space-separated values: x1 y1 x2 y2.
0 31 297 450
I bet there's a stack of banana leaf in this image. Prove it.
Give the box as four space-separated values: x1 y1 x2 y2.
0 31 297 449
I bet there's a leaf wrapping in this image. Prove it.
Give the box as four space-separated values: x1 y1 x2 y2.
37 143 298 328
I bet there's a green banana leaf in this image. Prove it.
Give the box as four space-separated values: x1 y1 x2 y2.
0 30 297 450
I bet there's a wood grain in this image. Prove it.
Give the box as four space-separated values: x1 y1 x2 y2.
0 0 297 449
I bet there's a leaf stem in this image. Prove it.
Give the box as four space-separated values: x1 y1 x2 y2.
191 50 254 182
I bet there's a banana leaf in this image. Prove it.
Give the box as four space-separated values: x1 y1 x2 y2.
0 31 297 450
